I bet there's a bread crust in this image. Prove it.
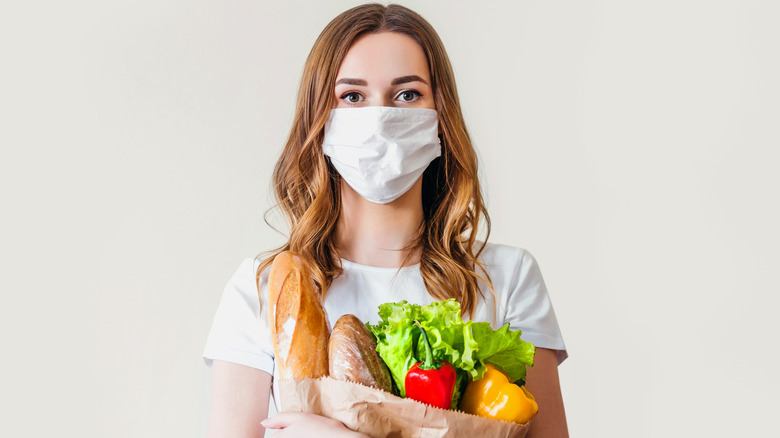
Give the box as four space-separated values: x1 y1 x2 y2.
267 251 329 380
328 314 393 393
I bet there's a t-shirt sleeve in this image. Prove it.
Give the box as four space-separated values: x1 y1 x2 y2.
202 258 275 375
503 249 568 365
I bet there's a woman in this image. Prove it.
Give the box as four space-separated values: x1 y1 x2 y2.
203 4 568 437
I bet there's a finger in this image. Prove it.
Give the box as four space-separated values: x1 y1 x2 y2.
260 411 310 429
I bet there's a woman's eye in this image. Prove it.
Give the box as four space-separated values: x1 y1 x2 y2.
397 90 422 102
341 92 364 104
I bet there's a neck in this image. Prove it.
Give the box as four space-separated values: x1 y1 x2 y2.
336 178 424 268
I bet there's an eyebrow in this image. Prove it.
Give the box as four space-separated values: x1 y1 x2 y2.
391 75 429 86
334 75 429 86
335 78 367 86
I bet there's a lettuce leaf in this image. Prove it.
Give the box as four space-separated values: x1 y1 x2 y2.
470 321 536 383
366 299 535 401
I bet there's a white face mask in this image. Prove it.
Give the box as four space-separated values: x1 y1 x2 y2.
322 106 441 204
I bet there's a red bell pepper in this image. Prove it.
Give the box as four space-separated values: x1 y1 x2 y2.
404 322 457 409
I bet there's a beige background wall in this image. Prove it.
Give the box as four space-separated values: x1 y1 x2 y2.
2 1 778 436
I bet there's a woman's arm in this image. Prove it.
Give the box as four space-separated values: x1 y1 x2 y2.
206 360 272 438
206 360 369 437
524 347 569 438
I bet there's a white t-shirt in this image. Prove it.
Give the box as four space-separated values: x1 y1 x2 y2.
203 242 567 412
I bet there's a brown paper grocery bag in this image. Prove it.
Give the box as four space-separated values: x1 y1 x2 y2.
280 377 528 438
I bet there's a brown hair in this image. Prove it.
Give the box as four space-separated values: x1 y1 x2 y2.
257 3 493 318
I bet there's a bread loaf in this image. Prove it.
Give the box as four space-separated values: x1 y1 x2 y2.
267 251 329 380
328 314 393 393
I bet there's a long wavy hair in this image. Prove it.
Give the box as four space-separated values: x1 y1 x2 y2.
257 3 493 318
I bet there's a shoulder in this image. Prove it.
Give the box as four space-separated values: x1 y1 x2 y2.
203 256 277 372
477 241 539 278
478 241 527 263
230 256 264 288
216 256 271 312
478 242 567 358
476 241 549 311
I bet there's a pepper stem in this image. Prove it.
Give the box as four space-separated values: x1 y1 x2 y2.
414 320 436 369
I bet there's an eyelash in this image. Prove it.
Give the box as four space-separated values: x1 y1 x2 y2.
339 89 423 105
397 90 423 102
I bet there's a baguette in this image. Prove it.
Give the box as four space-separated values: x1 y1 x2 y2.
328 314 393 393
267 251 329 380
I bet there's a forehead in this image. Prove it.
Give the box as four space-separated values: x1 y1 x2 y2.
336 32 430 82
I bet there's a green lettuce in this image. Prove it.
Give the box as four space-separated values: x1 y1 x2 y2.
366 299 535 407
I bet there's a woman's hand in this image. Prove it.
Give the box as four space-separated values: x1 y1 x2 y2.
261 412 370 438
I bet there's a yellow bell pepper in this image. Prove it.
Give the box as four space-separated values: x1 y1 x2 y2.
459 364 538 424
